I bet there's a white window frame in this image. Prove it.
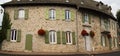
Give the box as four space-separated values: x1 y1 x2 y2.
18 9 25 19
115 38 118 47
65 10 71 21
49 30 57 44
66 31 72 44
10 29 17 42
84 13 89 24
101 35 106 47
49 9 56 20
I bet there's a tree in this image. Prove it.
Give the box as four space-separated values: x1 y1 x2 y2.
0 12 11 43
116 10 120 27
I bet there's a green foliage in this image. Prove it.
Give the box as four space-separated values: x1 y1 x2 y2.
116 10 120 26
0 12 11 43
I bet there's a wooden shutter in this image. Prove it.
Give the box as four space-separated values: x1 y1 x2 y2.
62 10 65 21
89 14 91 24
109 38 112 50
62 31 66 44
56 9 60 20
82 12 85 23
17 30 21 42
101 36 103 46
14 9 18 20
45 8 49 20
6 29 11 41
25 34 33 51
45 30 49 44
72 32 76 45
57 31 61 44
71 10 75 21
25 9 29 20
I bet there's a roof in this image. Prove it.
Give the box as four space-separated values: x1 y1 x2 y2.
1 0 117 21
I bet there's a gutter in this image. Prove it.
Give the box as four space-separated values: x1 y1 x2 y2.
76 6 79 52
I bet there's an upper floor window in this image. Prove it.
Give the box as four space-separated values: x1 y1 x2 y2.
65 10 71 20
65 31 72 44
18 9 25 19
11 29 17 42
49 30 57 44
49 9 56 20
82 13 90 24
17 0 20 1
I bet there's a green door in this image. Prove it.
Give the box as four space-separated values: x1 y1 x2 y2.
25 34 33 51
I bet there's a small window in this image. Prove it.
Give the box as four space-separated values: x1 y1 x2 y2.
65 10 71 21
84 13 89 24
18 9 25 19
11 29 17 42
49 9 56 20
17 0 20 1
49 31 57 44
66 31 72 44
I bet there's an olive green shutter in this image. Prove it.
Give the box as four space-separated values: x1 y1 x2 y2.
117 38 119 48
109 38 112 50
56 10 60 20
45 8 49 20
89 14 91 24
57 31 61 44
14 9 18 20
113 38 115 47
17 30 21 42
62 10 65 21
25 34 32 51
62 31 66 44
25 9 29 20
82 12 85 23
71 10 75 21
7 29 11 41
45 30 49 44
72 32 76 45
101 36 103 46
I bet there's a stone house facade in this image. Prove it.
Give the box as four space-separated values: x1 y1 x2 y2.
1 0 119 54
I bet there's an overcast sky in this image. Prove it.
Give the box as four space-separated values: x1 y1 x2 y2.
0 0 120 26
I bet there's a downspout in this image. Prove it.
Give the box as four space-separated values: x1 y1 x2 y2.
76 6 79 52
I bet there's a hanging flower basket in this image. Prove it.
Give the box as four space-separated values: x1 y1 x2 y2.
90 31 95 38
38 28 46 36
81 29 89 36
107 34 111 38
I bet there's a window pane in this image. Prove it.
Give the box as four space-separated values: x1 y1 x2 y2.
49 9 55 20
18 9 25 19
65 10 70 20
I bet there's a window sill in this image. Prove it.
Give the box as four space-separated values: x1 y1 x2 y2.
66 43 72 45
82 23 91 27
10 40 17 43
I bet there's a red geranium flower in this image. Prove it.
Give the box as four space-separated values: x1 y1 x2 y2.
38 29 46 36
81 29 89 36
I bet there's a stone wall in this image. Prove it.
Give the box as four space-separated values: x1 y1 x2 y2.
1 6 119 53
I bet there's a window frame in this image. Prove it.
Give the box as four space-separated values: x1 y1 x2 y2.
49 9 56 20
10 29 17 42
84 13 89 24
65 10 71 21
65 31 72 44
18 9 25 19
49 30 57 44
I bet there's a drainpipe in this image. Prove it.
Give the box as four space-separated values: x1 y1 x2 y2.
76 6 79 52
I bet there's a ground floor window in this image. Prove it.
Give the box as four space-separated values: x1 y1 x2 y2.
49 30 57 44
10 29 17 42
101 35 106 47
66 31 72 44
85 36 92 51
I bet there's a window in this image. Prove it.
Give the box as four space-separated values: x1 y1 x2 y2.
18 9 25 19
49 9 56 20
11 29 17 42
65 10 71 20
66 31 72 44
101 35 106 47
83 13 89 24
115 38 118 47
49 31 57 44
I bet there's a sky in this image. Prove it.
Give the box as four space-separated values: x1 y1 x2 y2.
0 0 120 26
